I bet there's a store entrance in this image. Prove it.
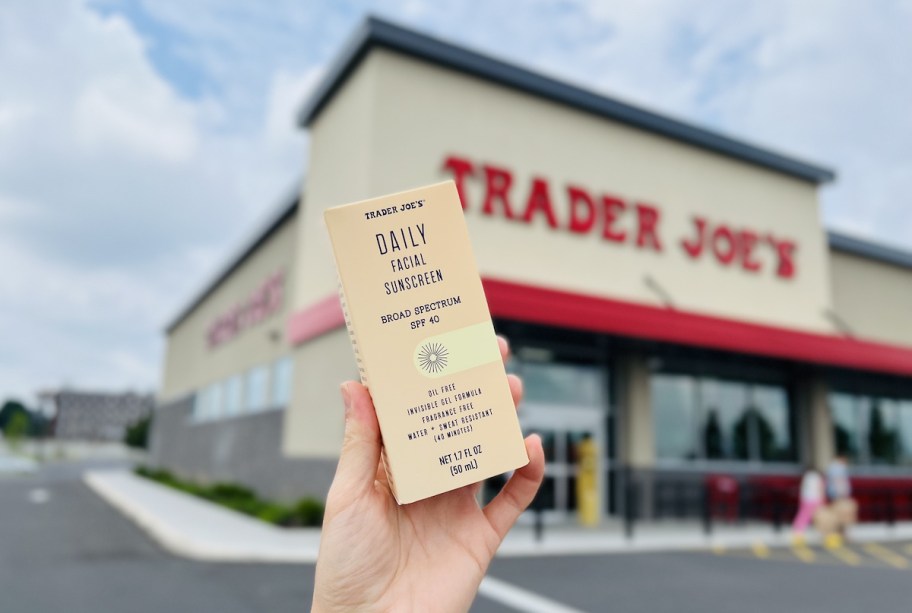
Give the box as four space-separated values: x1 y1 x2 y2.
522 404 606 523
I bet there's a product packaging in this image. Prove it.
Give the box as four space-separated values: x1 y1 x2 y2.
323 180 529 503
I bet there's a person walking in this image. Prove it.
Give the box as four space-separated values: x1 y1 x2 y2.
792 466 825 544
827 453 857 541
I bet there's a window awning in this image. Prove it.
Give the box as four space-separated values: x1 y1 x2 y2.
482 277 912 377
287 277 912 377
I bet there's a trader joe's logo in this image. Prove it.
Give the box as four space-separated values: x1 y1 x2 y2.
417 342 449 374
207 271 284 349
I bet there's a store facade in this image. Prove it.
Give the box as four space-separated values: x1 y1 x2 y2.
153 18 912 520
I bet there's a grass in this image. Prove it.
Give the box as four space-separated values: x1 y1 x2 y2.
134 466 324 527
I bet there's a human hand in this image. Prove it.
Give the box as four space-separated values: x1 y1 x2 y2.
311 337 545 613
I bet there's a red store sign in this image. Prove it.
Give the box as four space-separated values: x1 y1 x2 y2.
207 271 285 348
443 154 797 278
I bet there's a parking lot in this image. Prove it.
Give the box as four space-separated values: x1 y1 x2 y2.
2 462 911 613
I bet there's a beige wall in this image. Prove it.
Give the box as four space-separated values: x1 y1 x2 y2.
283 327 356 457
292 55 379 310
830 250 912 347
282 55 382 457
362 49 834 333
160 213 297 402
284 47 839 457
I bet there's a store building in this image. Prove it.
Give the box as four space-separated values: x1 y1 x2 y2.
152 18 912 520
46 390 153 441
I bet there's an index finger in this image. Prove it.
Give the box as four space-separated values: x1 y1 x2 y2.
497 335 510 364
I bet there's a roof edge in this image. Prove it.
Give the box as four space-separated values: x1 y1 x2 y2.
164 189 301 334
828 230 912 270
298 16 835 185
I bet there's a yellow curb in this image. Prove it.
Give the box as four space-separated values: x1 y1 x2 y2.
827 546 860 566
863 543 909 569
792 545 815 563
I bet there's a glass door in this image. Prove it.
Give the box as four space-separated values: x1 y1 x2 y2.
521 404 606 524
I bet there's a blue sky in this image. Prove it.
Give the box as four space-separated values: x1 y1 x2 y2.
1 0 911 403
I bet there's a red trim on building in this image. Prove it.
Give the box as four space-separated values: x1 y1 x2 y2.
481 277 912 376
286 294 344 345
287 277 912 377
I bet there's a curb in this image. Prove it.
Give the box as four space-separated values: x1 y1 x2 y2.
85 469 912 563
84 470 321 563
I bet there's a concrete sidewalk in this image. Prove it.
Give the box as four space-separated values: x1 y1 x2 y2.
85 469 322 562
86 469 912 563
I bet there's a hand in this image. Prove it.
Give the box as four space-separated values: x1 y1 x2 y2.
312 337 545 613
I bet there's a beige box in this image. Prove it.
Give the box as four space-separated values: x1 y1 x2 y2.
324 181 528 503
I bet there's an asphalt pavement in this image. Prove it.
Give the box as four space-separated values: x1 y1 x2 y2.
2 461 912 613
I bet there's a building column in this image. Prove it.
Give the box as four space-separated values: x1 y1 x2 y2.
798 374 833 469
615 352 655 518
617 353 655 467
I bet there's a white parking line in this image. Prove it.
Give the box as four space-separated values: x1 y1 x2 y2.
28 488 50 504
479 576 585 613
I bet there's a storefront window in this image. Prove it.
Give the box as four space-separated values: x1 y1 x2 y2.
754 384 794 462
245 366 269 412
653 374 698 461
193 388 207 420
699 378 749 461
830 393 912 467
831 393 859 460
869 399 900 465
271 357 294 407
520 362 602 407
899 401 912 466
224 376 242 416
653 372 794 464
194 382 223 421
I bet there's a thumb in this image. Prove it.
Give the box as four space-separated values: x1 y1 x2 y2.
332 381 382 497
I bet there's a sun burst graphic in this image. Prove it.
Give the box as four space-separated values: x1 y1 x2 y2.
417 342 449 374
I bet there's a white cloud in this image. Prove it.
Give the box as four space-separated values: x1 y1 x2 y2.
569 0 912 245
0 0 315 402
2 0 910 405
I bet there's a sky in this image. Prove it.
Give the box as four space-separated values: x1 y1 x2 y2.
1 0 911 404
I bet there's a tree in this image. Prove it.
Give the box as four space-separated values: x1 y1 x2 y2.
5 412 30 448
0 400 29 431
125 415 152 449
868 403 898 464
703 409 724 459
834 424 853 457
734 408 778 461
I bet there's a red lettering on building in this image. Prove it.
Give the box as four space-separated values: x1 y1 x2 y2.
681 217 707 258
739 230 761 273
482 164 516 219
207 272 285 349
768 236 797 279
635 203 663 252
521 177 559 228
441 154 800 280
711 224 737 265
601 196 627 243
442 155 474 210
567 185 596 234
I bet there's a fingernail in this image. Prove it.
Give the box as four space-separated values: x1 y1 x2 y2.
340 383 352 419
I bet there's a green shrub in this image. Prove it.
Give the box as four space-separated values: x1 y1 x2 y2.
256 503 292 525
291 497 325 527
124 415 151 449
133 466 324 528
208 482 256 502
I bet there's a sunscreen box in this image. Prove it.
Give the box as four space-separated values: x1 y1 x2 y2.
323 180 529 504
